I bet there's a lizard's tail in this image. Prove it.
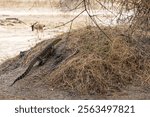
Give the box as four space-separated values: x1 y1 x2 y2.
10 38 62 87
10 58 37 86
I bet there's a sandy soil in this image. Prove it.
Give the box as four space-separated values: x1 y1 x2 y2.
0 8 149 100
0 8 99 99
0 8 71 64
0 7 133 64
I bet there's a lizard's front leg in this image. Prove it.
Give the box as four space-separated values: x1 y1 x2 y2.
37 57 45 66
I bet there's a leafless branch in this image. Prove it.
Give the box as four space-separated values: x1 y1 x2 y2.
83 0 111 41
54 10 85 28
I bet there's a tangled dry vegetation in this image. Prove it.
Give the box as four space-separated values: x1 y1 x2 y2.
105 0 150 31
0 0 149 97
39 26 150 95
0 26 149 96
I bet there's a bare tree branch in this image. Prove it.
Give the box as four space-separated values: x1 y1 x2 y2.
83 0 111 41
54 10 85 28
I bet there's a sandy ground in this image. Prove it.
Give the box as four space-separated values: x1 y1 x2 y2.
0 8 71 64
0 8 108 99
0 7 133 64
0 8 149 100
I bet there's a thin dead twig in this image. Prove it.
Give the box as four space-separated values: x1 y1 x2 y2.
54 10 85 29
83 0 111 41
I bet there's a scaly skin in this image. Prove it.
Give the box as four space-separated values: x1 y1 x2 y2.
10 38 62 86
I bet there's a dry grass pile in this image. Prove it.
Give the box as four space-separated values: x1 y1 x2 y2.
0 26 149 95
44 26 150 94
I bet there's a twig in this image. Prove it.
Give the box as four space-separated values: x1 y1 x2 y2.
62 1 84 12
63 20 73 49
96 0 117 17
28 1 36 10
83 0 111 41
54 10 85 28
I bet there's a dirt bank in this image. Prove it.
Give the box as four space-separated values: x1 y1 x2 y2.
0 26 150 99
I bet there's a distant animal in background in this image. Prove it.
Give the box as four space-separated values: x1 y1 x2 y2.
31 22 45 40
31 22 45 32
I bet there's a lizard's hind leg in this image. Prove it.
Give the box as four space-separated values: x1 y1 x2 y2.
37 57 45 66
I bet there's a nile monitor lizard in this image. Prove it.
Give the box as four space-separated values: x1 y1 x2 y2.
10 38 62 86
